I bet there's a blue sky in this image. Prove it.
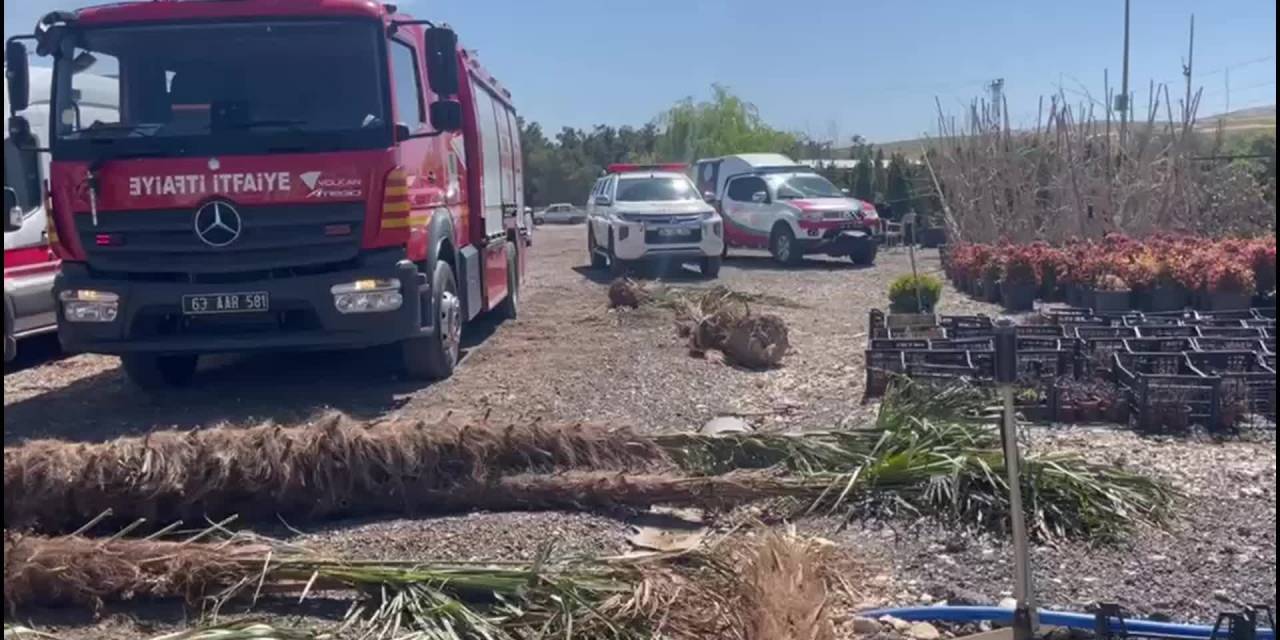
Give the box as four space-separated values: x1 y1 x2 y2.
5 0 1275 142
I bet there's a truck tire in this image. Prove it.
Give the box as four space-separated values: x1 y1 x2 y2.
496 246 520 320
699 256 722 278
849 240 879 266
121 353 199 390
770 225 801 266
402 261 461 380
587 225 608 269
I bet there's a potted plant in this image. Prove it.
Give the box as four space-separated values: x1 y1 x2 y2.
1202 260 1255 312
1247 237 1276 306
1092 273 1132 314
888 274 943 319
1130 250 1188 313
981 257 1002 303
1033 244 1066 302
1000 247 1039 312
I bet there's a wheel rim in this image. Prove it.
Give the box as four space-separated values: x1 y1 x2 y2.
776 234 792 262
439 290 461 362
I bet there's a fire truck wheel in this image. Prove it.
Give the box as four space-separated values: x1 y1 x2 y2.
402 261 460 380
699 256 722 278
121 353 199 390
497 246 519 320
770 225 801 266
587 225 608 269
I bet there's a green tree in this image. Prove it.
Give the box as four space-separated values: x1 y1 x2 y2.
655 84 801 161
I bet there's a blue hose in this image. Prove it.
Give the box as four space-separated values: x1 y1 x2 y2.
858 606 1275 640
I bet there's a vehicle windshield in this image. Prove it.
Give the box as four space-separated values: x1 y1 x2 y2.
50 21 389 157
614 176 700 202
767 173 844 199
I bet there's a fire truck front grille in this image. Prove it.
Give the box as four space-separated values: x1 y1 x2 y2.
78 203 365 275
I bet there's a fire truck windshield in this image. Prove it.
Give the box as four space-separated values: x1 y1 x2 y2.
50 20 391 158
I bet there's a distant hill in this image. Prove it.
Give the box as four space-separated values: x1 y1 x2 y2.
834 104 1275 159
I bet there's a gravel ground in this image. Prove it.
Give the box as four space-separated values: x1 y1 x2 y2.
4 224 1275 637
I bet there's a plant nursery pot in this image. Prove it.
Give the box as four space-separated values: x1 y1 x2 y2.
982 275 1002 303
1001 281 1038 312
1204 291 1252 312
1092 290 1131 315
1056 406 1079 424
920 228 947 249
886 313 939 329
1020 405 1051 423
1066 284 1084 307
1077 399 1101 422
1139 285 1188 313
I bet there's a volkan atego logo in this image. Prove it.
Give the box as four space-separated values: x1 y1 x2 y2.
300 171 363 199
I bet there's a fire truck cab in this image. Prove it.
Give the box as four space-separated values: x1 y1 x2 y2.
6 0 526 387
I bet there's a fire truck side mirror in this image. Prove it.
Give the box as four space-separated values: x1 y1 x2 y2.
6 40 31 113
423 27 460 97
429 100 462 132
4 188 22 233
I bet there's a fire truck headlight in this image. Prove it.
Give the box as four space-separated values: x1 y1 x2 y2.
59 290 120 323
331 278 403 314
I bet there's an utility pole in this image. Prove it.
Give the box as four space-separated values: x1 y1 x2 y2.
1224 68 1231 120
1183 14 1195 127
1118 0 1131 147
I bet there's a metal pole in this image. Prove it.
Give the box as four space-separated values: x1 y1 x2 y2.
995 321 1037 640
1119 0 1131 148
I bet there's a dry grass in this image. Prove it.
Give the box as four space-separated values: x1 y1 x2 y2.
4 415 667 534
738 531 836 640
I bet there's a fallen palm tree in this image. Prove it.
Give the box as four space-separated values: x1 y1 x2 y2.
607 278 804 311
4 529 838 640
3 382 1175 540
4 416 668 533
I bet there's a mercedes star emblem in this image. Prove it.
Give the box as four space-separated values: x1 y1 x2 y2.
193 201 243 247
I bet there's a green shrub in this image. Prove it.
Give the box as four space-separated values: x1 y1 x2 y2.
889 274 943 313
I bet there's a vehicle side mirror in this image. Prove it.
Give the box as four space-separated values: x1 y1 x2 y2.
394 123 412 141
751 191 769 204
429 100 462 132
423 27 460 96
594 195 612 207
4 188 22 233
6 40 31 113
702 191 716 203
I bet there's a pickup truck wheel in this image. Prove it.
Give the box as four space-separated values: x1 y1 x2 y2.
849 240 879 266
770 226 801 266
121 353 198 390
699 256 722 278
496 246 520 320
588 225 608 269
4 301 14 363
403 261 461 380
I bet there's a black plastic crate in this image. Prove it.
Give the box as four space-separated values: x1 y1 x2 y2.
1019 337 1067 351
1197 326 1266 339
1200 309 1258 320
870 338 930 351
1187 318 1248 328
1243 318 1277 329
1137 325 1200 338
1125 337 1196 353
865 350 907 397
939 314 993 329
1125 314 1185 327
1017 349 1075 379
1042 307 1097 324
873 326 946 339
1186 351 1277 419
905 361 987 384
904 350 975 367
1192 337 1266 352
1254 308 1277 320
1264 339 1277 354
1113 352 1222 431
1075 326 1140 339
931 338 994 351
1017 325 1067 338
945 326 997 339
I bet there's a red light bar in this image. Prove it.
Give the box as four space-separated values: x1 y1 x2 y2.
606 163 688 174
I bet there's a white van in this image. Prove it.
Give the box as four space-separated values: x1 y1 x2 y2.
693 153 880 266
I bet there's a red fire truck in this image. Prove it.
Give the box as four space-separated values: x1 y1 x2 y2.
5 0 527 388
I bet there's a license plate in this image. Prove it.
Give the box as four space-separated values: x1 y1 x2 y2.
657 227 694 237
182 292 270 315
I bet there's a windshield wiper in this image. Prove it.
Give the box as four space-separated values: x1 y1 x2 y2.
72 122 161 141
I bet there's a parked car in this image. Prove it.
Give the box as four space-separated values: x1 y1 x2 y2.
693 153 880 265
5 66 60 363
585 163 724 277
533 203 585 225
